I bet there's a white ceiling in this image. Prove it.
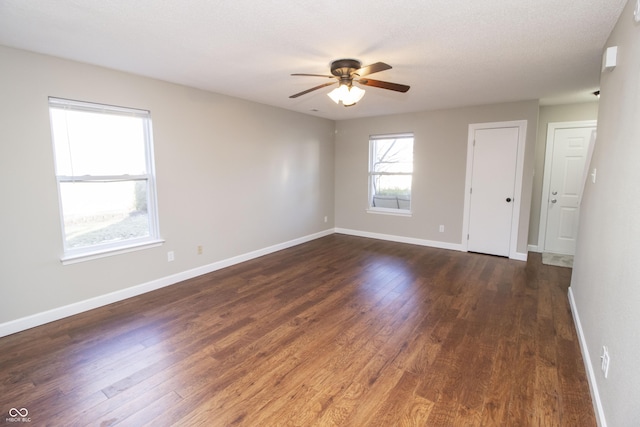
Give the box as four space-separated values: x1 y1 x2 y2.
0 0 627 120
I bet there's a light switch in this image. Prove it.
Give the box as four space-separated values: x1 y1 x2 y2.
591 168 597 184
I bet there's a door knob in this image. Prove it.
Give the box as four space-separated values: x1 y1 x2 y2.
551 199 557 203
506 198 512 202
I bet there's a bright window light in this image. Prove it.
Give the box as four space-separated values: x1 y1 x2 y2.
368 133 414 213
49 98 161 261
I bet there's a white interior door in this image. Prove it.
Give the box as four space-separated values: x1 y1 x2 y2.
467 127 520 257
542 125 596 255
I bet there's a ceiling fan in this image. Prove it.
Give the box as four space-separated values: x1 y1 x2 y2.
289 59 410 107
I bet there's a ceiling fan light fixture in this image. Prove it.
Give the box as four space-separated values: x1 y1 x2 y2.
290 60 408 104
344 85 365 106
328 84 365 106
328 84 347 104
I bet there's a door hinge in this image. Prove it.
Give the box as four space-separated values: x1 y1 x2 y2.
470 188 473 194
467 234 469 240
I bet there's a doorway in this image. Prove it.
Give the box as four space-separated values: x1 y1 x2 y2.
538 121 597 255
463 121 527 259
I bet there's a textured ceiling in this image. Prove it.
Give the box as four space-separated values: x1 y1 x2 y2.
0 0 627 120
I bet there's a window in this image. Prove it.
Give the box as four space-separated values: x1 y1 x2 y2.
49 98 161 261
368 133 414 214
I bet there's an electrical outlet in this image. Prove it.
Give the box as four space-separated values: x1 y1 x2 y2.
439 225 445 233
324 216 328 223
197 245 203 255
600 346 610 378
167 251 175 262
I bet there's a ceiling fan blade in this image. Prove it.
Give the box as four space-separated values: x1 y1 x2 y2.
355 62 392 77
291 73 335 78
289 81 337 98
357 78 410 93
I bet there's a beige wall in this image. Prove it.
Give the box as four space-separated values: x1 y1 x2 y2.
0 46 335 325
334 100 539 256
570 1 640 424
529 102 599 247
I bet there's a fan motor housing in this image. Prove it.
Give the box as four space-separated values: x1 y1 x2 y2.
330 59 361 77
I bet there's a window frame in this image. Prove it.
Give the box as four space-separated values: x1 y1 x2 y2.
367 133 414 216
49 97 162 263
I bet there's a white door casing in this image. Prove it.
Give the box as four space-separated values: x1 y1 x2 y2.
538 121 596 255
463 121 527 260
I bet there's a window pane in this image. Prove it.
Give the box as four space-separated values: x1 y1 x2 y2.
50 108 148 176
49 98 159 259
60 180 150 249
372 174 412 197
369 135 413 211
372 138 413 174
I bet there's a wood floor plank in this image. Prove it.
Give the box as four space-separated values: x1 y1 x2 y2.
0 235 596 426
479 340 519 426
534 366 562 427
415 318 470 402
113 390 183 426
556 337 598 426
399 298 456 375
367 370 424 426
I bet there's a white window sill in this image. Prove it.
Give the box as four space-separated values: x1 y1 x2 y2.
61 239 165 265
366 208 412 217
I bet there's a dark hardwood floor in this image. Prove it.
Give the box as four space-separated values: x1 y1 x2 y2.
0 234 595 426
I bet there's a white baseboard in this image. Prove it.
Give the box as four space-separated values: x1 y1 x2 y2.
528 244 540 253
0 229 334 338
335 228 528 262
568 287 607 427
511 251 528 262
335 228 464 252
